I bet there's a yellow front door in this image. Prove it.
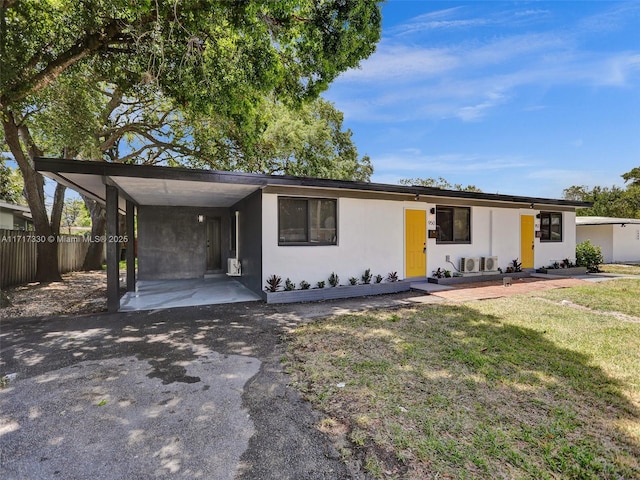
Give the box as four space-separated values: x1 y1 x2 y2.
405 209 426 277
520 215 535 269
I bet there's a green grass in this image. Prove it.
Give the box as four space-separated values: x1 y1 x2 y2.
600 264 640 276
532 278 640 317
287 280 640 479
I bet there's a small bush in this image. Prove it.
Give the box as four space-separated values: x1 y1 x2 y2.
361 268 372 284
328 272 340 287
316 280 326 289
576 240 603 273
374 274 383 284
284 278 295 291
387 271 399 282
299 280 310 290
265 274 282 292
349 277 358 285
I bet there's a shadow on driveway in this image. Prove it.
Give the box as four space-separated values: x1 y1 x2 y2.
0 301 362 479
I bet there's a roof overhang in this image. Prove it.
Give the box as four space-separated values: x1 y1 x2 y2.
34 157 593 212
576 216 640 226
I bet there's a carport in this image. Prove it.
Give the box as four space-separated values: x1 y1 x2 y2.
35 158 268 312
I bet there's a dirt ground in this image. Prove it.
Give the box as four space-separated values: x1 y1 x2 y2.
0 271 107 319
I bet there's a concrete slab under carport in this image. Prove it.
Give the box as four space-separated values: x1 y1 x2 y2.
119 275 262 312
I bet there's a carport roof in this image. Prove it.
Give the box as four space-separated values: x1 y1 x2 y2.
35 157 592 211
576 216 640 225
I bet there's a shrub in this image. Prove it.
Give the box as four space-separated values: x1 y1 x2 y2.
374 274 383 284
328 272 340 287
576 240 603 273
386 271 399 282
299 280 310 290
265 274 281 292
349 277 358 285
316 280 325 289
361 268 372 284
284 278 295 291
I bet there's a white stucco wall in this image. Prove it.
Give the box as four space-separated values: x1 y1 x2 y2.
262 193 580 286
0 211 14 229
613 225 640 262
579 223 640 263
425 207 576 273
262 194 410 287
536 211 577 266
576 225 614 263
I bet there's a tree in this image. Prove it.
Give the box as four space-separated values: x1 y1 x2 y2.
399 177 483 192
563 167 640 218
1 0 382 281
60 198 86 234
0 159 23 204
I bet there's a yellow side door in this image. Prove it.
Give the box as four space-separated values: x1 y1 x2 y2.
405 209 426 277
520 215 535 269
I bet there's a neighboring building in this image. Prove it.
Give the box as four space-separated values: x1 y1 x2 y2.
0 200 33 230
35 158 590 311
576 216 640 264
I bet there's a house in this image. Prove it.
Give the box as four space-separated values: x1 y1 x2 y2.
576 216 640 264
34 158 591 312
0 200 33 230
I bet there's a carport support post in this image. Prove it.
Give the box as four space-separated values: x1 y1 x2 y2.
106 185 120 312
126 200 136 292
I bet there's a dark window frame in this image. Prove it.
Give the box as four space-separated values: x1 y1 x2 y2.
436 205 472 244
540 211 563 242
278 196 338 246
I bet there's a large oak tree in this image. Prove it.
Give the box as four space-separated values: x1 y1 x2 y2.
0 0 382 281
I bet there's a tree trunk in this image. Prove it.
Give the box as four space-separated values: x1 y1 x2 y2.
1 109 62 282
51 182 66 235
81 196 106 271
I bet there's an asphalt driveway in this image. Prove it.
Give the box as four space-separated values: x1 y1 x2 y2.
0 293 431 479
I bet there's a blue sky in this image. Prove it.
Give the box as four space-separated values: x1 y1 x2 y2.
323 0 640 198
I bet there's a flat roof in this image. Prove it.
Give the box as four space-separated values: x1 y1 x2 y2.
35 157 592 210
576 216 640 225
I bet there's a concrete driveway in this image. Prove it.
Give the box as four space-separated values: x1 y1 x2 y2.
0 293 432 479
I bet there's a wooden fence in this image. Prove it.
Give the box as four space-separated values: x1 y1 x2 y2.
0 229 102 288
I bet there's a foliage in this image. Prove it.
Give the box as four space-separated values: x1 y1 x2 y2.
0 0 382 281
284 278 295 291
432 268 452 278
349 277 359 285
399 176 482 192
506 259 522 273
0 160 23 204
328 272 340 287
265 274 282 292
60 199 85 234
563 167 640 219
299 280 311 290
361 268 372 285
316 280 325 289
374 274 383 284
576 240 604 273
386 272 399 282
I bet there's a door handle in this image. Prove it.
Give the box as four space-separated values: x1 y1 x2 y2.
423 243 426 253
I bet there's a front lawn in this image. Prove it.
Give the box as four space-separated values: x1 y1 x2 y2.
287 280 640 479
600 264 640 276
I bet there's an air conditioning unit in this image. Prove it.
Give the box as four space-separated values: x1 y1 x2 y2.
227 258 242 276
460 257 480 273
481 256 499 272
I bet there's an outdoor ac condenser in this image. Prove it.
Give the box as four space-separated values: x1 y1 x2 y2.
227 258 241 276
460 257 480 273
481 256 499 272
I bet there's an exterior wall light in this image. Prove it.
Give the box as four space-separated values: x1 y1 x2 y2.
198 215 205 223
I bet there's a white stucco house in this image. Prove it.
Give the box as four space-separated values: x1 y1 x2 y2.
35 158 591 311
0 200 32 231
576 216 640 264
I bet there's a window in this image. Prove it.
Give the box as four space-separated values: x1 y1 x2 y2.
540 212 562 242
278 197 337 245
436 206 471 244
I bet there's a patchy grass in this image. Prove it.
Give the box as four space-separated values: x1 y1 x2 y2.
532 278 640 317
600 264 640 276
287 285 640 479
